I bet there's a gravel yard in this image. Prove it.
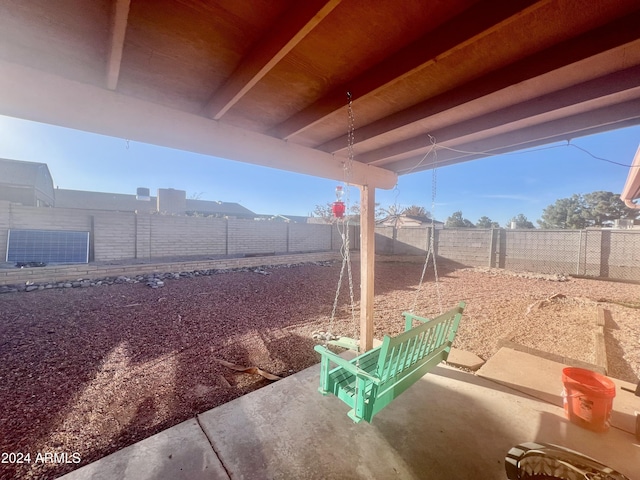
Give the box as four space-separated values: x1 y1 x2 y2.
1 258 638 479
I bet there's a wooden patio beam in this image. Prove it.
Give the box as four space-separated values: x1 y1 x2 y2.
359 184 375 352
202 0 342 120
105 0 131 91
357 65 640 165
269 0 542 140
0 59 397 189
318 10 640 154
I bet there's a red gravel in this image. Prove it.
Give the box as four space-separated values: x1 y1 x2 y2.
0 259 638 479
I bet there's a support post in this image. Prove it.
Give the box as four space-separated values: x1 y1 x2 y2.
360 185 375 352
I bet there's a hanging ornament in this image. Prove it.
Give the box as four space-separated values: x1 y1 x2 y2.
332 185 346 218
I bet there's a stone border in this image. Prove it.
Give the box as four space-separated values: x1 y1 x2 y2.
0 252 339 292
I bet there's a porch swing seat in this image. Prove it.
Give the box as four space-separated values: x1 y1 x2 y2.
314 302 465 423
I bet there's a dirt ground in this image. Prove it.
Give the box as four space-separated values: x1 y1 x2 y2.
0 258 638 480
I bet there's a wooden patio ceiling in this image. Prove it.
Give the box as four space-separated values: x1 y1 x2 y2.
1 0 640 189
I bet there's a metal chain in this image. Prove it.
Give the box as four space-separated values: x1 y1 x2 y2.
325 221 348 337
411 135 443 315
345 92 361 414
345 92 357 340
315 92 357 346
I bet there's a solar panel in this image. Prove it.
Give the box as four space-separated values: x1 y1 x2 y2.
6 229 89 264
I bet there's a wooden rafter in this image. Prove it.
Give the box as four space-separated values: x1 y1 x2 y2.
268 0 542 140
318 10 640 154
386 99 640 173
202 0 342 120
105 0 131 91
357 65 640 165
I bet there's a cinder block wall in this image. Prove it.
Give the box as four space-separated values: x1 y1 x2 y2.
504 229 581 274
395 227 429 255
93 211 136 261
3 204 639 281
375 226 394 254
330 223 358 252
0 204 339 263
583 230 602 277
289 223 332 252
149 215 227 258
227 219 288 255
600 230 640 280
437 228 492 266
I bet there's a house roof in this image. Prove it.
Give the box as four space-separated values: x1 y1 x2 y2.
268 215 311 223
55 188 255 216
0 158 49 187
621 145 640 208
185 199 255 217
377 215 444 226
55 189 156 212
1 1 639 189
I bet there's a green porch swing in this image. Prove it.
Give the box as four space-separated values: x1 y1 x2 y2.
313 102 465 423
314 302 465 423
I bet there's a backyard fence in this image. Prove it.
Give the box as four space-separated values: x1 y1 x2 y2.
376 227 640 283
2 201 639 283
0 201 353 262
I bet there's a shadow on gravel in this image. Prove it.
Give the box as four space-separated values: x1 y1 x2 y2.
603 313 639 383
0 260 470 479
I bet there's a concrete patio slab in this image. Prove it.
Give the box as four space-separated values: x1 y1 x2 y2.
59 350 640 480
58 419 229 480
477 347 640 436
199 361 639 479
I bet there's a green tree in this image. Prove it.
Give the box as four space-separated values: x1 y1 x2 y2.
445 211 475 228
537 194 586 229
476 216 500 228
538 191 637 229
507 213 534 229
582 191 636 226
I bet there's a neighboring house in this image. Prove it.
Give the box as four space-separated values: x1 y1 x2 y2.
0 158 55 207
55 188 255 218
612 218 640 229
185 198 255 218
55 188 156 212
0 158 255 217
377 214 444 229
257 214 311 223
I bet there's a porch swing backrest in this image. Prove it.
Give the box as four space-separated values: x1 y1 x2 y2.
315 301 465 423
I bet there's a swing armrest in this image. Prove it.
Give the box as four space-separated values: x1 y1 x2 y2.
402 312 432 331
314 345 381 384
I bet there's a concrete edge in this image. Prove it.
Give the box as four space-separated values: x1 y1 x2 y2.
496 339 606 375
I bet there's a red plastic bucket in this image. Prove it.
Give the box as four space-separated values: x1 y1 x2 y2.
562 367 616 432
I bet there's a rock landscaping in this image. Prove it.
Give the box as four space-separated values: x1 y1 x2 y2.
0 259 638 480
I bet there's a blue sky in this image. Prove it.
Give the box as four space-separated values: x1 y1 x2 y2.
1 114 638 226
